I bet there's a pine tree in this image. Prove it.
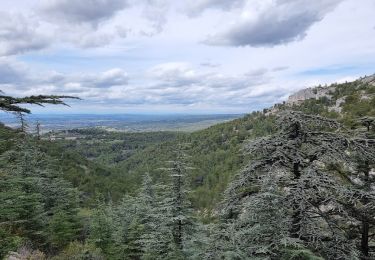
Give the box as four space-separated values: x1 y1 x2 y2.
232 173 297 259
133 173 158 258
337 118 375 259
221 111 374 259
165 145 196 257
204 221 245 260
89 174 160 259
89 200 116 257
140 181 174 259
0 137 81 254
141 145 197 259
110 195 145 259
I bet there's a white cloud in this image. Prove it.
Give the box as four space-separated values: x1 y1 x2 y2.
0 12 49 56
144 62 281 107
0 59 129 99
205 0 344 47
39 0 129 27
148 62 205 85
86 68 129 88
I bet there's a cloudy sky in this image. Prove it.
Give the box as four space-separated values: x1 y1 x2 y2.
0 0 374 114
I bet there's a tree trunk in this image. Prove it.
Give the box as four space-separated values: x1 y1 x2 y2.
361 167 370 259
291 162 302 238
361 219 369 259
173 165 183 250
177 219 183 250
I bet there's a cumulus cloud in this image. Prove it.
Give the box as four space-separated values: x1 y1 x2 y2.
0 12 49 56
79 68 129 88
34 0 174 48
205 0 344 47
35 0 133 49
39 0 129 27
0 58 129 99
143 62 283 107
148 62 206 86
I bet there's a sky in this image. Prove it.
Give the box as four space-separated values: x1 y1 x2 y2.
0 0 374 114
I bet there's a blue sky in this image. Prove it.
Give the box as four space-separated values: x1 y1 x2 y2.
0 0 375 114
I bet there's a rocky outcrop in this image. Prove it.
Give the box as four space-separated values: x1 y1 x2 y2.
360 74 375 85
277 73 375 112
286 86 335 105
328 96 345 113
5 249 46 260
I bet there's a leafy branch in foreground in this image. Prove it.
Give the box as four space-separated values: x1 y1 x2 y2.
0 91 80 114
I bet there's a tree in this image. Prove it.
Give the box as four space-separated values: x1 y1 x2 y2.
164 145 196 255
337 118 375 259
0 91 79 114
36 121 41 140
89 200 116 257
89 174 159 259
16 112 28 133
140 145 197 259
221 111 374 259
0 137 81 254
48 209 81 250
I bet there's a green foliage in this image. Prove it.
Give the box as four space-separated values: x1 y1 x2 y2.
52 241 104 260
48 209 81 250
0 228 23 258
0 137 82 255
281 248 324 260
59 129 182 166
89 202 115 256
88 151 202 259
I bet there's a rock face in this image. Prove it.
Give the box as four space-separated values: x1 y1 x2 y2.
360 74 375 86
286 73 375 105
287 86 335 105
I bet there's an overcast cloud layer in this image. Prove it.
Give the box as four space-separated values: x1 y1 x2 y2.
0 0 374 114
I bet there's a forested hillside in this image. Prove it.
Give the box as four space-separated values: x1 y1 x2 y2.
1 75 374 259
56 76 375 211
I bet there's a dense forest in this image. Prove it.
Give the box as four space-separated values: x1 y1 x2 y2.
1 76 375 259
